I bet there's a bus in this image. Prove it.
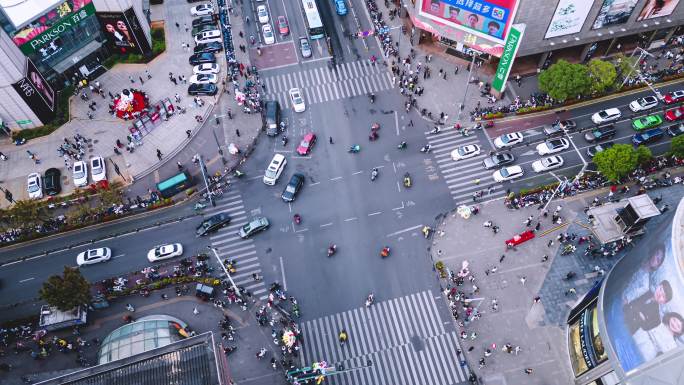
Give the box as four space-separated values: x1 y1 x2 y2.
301 0 325 39
157 171 193 198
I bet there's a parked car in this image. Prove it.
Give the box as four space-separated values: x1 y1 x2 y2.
76 247 112 266
196 213 231 236
629 95 659 112
189 52 216 65
482 152 514 170
296 132 316 155
281 173 304 202
43 168 61 196
536 138 569 156
632 128 665 146
543 120 576 136
289 88 306 113
493 132 524 149
194 30 221 45
262 24 275 45
27 172 43 199
72 161 88 187
192 24 218 36
532 155 564 173
238 217 270 238
192 15 217 28
264 100 281 136
631 114 663 131
586 141 614 157
492 165 524 182
665 106 684 122
263 153 286 185
277 16 289 35
193 63 220 75
668 123 684 137
188 83 217 95
663 90 684 104
147 243 183 262
299 37 312 58
584 125 616 143
257 5 269 24
450 144 481 161
90 156 106 182
194 41 223 54
189 73 218 84
190 3 214 16
591 108 621 124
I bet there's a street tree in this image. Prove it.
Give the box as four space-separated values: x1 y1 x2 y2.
672 135 684 158
3 199 48 229
587 59 617 94
99 186 123 208
593 144 638 182
39 266 92 311
635 145 653 165
614 53 639 86
538 60 592 101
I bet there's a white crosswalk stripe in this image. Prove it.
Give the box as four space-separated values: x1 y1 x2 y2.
298 291 468 385
263 60 392 106
200 192 269 300
425 128 507 205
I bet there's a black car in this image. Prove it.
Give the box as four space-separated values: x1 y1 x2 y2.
194 41 223 54
196 213 231 236
43 168 61 196
281 173 304 202
543 120 576 136
189 52 216 65
584 124 616 143
188 83 218 96
482 152 515 169
192 15 217 27
264 101 281 136
668 123 684 137
586 141 614 158
192 24 218 36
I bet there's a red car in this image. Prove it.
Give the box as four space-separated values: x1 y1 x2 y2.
277 16 289 35
663 90 684 104
665 106 684 121
296 133 316 155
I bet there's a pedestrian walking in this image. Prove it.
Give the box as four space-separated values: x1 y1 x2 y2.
535 222 541 231
524 368 533 375
541 254 549 262
175 22 180 29
177 161 183 170
565 288 576 296
139 76 144 84
129 75 135 83
520 276 526 285
474 178 480 185
184 24 188 32
145 69 152 79
235 129 240 137
186 129 192 138
499 254 505 263
156 149 163 161
547 240 554 247
193 307 199 315
175 93 181 103
533 296 541 304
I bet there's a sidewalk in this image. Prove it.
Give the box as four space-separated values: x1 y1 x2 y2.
429 184 684 384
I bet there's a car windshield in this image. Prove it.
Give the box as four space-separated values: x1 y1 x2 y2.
458 147 470 155
74 168 85 178
286 185 296 193
300 140 309 147
598 111 609 118
28 180 39 192
242 224 252 233
293 96 302 104
265 169 277 178
500 169 510 177
542 158 556 167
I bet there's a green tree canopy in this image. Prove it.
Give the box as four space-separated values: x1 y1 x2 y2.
672 135 684 158
587 59 617 94
635 145 653 165
39 267 91 311
538 60 592 101
593 144 638 182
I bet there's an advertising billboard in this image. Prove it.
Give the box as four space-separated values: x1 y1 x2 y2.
603 213 684 373
97 9 151 56
10 0 94 55
12 62 56 124
637 0 682 21
545 0 594 39
418 0 520 44
26 59 55 112
592 0 639 29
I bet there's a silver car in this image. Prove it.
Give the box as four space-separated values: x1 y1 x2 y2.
299 37 312 58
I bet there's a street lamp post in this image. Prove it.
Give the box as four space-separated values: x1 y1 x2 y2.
207 246 240 296
197 155 215 207
620 47 662 99
456 53 478 123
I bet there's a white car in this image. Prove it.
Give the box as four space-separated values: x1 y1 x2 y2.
629 96 659 112
493 132 524 149
591 108 621 124
450 144 481 161
289 88 306 113
90 156 107 182
257 5 269 24
147 243 184 262
27 172 43 199
191 3 214 16
532 155 564 173
493 165 524 182
536 138 569 155
189 74 218 84
76 247 112 266
72 161 88 187
262 24 275 45
193 63 220 75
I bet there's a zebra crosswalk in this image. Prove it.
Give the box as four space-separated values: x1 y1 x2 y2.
298 290 469 385
200 190 269 300
263 60 393 106
425 127 507 206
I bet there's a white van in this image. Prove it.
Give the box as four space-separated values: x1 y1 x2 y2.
194 30 222 45
263 154 286 185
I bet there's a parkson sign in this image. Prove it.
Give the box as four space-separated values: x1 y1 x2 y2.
19 2 96 56
492 24 525 94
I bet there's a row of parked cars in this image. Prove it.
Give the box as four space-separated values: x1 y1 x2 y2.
27 156 107 200
187 3 223 96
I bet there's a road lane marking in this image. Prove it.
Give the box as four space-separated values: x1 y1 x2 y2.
330 176 343 181
280 257 288 291
112 254 125 259
344 217 358 222
309 182 320 186
353 171 363 175
386 225 424 237
368 211 382 216
19 277 34 283
295 228 309 233
320 222 333 227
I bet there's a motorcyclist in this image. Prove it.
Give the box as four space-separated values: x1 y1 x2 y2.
369 93 375 103
381 246 390 258
327 244 337 256
397 141 407 149
339 329 348 344
371 168 379 180
281 135 288 146
365 293 374 307
294 214 301 224
126 304 135 312
420 144 432 153
431 126 441 134
404 172 411 187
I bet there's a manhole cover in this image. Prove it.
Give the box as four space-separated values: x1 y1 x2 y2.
410 335 424 352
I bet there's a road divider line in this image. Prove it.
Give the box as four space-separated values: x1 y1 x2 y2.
19 277 34 283
280 257 287 291
295 228 309 233
310 182 320 186
353 171 363 175
112 254 125 259
386 225 423 237
330 176 343 181
368 211 382 216
320 222 333 228
344 217 358 222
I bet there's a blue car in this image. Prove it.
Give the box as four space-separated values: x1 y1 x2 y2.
334 0 347 15
632 128 664 146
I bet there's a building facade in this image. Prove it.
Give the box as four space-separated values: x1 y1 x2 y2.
567 197 684 385
0 0 151 130
407 0 684 70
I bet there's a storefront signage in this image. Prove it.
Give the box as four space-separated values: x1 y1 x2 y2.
16 120 33 125
637 0 681 21
491 23 524 94
13 76 56 124
14 1 96 55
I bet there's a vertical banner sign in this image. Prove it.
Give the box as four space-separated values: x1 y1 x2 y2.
492 23 524 94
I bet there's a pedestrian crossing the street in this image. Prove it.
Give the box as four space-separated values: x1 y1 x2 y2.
298 290 469 385
425 127 507 206
201 191 269 301
263 60 393 106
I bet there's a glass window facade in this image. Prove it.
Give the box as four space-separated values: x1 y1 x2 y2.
97 317 188 364
569 300 608 377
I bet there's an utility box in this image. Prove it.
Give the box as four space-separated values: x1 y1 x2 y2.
38 305 87 331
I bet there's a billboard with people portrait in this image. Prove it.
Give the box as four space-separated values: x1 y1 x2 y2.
418 0 520 44
603 212 684 373
592 0 639 29
637 0 682 21
97 11 140 54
